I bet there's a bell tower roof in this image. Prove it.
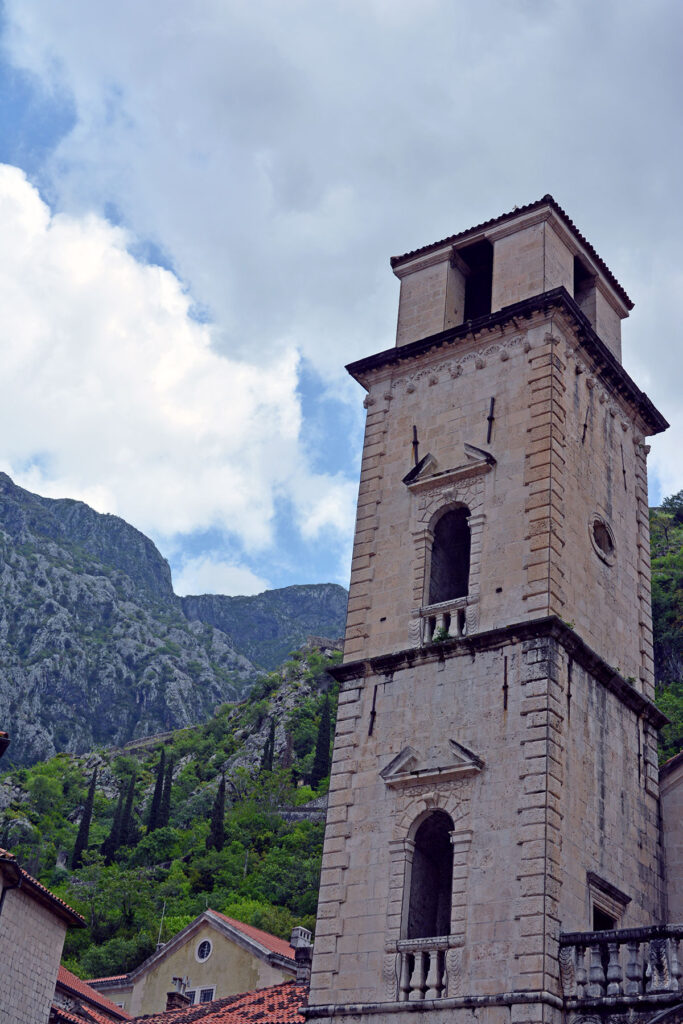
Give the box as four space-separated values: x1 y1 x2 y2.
391 193 632 309
389 196 634 362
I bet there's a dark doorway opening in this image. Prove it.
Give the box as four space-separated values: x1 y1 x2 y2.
428 507 471 605
459 240 493 320
407 811 454 939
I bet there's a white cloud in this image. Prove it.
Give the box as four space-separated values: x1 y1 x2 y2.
172 555 270 597
0 165 354 554
0 0 681 578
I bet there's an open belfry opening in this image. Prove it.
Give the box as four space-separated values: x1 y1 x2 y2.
304 197 682 1024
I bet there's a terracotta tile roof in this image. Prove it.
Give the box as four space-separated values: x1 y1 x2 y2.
0 847 84 926
390 194 633 310
87 975 132 985
57 966 132 1019
52 1004 128 1024
208 911 295 960
132 980 306 1024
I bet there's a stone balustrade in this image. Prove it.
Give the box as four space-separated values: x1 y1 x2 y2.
395 937 456 1001
560 925 683 1003
420 598 468 644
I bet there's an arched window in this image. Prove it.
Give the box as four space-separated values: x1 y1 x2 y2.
407 811 454 939
428 506 471 605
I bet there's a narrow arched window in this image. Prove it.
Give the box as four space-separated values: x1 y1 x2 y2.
428 506 471 605
407 811 454 939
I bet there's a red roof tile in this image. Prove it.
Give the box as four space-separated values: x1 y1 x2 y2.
131 980 306 1024
0 847 84 926
87 975 132 984
52 1005 128 1024
57 966 132 1019
208 911 295 960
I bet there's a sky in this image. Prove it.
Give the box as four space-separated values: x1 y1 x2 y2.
0 0 680 597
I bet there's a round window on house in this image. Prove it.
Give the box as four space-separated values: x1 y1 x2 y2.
590 516 616 564
196 939 212 963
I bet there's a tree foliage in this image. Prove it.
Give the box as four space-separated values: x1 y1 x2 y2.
0 645 341 979
147 748 166 833
207 775 226 852
310 696 331 789
651 492 683 761
72 769 97 870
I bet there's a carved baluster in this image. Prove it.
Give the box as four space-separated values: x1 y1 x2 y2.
624 941 642 995
445 947 463 997
425 948 441 999
606 942 623 996
648 938 670 993
399 953 412 1002
574 944 587 998
587 942 605 998
670 938 681 993
409 952 427 1000
558 945 575 997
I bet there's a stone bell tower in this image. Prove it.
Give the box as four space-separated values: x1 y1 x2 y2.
305 197 681 1024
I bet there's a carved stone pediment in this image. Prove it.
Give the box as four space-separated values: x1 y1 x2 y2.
380 740 484 788
402 443 495 492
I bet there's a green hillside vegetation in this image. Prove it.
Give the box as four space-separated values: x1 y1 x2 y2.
0 644 340 978
651 490 683 762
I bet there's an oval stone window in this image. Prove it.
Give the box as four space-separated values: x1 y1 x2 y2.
590 516 615 564
196 938 212 962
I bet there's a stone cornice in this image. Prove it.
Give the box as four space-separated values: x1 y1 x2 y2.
328 615 668 730
346 287 668 436
304 989 565 1018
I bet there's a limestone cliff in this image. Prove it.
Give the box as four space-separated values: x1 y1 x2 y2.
180 584 348 669
0 474 347 765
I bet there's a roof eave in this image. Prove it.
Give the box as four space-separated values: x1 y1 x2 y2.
346 287 667 437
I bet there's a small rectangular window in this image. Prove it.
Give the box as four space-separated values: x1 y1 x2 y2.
186 991 196 1005
587 871 630 931
199 987 215 1003
592 906 617 931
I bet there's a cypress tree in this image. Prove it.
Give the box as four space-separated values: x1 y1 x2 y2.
72 769 97 869
147 748 166 833
102 787 124 864
159 760 173 828
310 695 331 789
261 719 275 773
120 772 139 848
206 774 226 851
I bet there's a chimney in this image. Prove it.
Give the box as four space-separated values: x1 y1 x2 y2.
166 990 191 1010
290 926 313 984
166 977 191 1011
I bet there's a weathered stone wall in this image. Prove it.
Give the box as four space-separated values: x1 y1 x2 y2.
661 753 683 922
310 642 546 1007
309 633 664 1018
552 651 665 929
344 310 653 688
0 883 67 1024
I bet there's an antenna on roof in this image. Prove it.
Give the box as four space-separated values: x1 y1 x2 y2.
157 900 167 950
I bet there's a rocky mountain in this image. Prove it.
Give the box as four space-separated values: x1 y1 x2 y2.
180 584 347 669
0 642 340 976
0 473 347 766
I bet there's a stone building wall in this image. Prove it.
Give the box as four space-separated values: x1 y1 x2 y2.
0 883 67 1024
344 307 654 685
309 632 664 1024
661 752 683 922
